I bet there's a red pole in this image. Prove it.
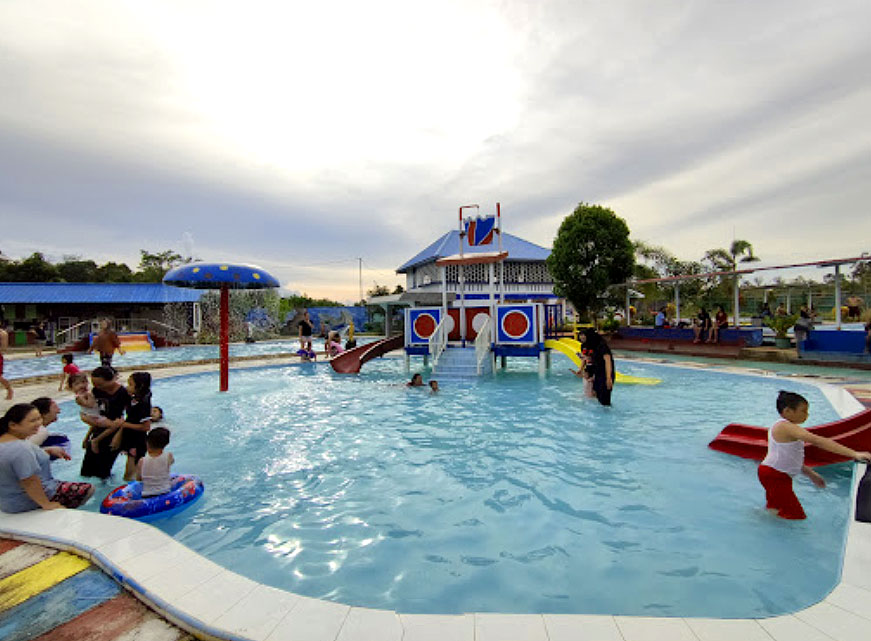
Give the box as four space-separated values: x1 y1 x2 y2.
220 284 229 392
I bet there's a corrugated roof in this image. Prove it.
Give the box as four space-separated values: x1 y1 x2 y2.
0 283 204 304
397 231 551 273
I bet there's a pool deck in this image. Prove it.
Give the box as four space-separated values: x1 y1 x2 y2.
2 356 871 640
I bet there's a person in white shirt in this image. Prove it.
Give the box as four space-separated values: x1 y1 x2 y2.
136 427 174 497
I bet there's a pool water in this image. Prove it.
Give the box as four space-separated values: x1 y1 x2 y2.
4 337 375 379
51 358 854 617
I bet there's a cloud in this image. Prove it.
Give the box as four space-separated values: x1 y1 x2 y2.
0 0 869 300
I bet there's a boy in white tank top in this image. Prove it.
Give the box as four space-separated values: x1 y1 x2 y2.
136 427 174 497
759 391 871 519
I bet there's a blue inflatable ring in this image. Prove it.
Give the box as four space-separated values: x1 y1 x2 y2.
100 474 204 522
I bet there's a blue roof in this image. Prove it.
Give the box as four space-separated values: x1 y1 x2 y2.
0 283 204 304
397 231 551 273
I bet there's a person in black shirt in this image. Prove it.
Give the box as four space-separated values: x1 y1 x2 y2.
80 366 130 479
578 329 615 406
298 310 314 350
110 372 153 481
692 308 712 344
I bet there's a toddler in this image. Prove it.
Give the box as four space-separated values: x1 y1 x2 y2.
137 427 174 497
58 354 81 391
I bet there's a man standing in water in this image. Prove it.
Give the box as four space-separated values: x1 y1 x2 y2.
0 320 12 399
88 319 125 369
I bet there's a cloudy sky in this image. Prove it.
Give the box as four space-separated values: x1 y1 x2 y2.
1 1 869 302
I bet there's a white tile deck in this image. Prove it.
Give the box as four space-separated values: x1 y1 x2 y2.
2 361 871 641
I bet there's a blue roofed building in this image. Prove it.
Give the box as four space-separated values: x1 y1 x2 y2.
395 230 557 303
368 229 563 334
0 282 203 347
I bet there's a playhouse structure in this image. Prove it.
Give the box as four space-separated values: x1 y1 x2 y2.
391 204 564 379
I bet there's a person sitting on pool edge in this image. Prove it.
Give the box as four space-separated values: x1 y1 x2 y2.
758 390 871 520
407 373 424 387
692 307 712 343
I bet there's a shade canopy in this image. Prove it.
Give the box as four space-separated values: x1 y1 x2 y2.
163 262 280 289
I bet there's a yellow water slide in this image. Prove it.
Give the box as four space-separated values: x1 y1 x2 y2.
544 338 661 385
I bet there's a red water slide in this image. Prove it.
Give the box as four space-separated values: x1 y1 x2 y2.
329 335 405 374
708 407 871 467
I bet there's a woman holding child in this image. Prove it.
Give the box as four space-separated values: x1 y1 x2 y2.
578 329 615 406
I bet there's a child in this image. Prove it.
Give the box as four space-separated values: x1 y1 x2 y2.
407 373 424 387
429 380 439 394
151 406 165 424
137 427 174 497
58 354 81 391
571 350 596 398
758 391 871 520
110 372 152 481
76 390 103 421
296 347 316 362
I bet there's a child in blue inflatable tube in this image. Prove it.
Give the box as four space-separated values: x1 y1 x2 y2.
136 427 174 497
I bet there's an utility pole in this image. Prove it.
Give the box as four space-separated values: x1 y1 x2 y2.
358 258 363 304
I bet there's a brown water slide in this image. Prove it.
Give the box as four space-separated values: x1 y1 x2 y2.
329 335 404 374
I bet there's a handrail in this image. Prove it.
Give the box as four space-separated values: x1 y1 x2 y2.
54 320 92 345
428 318 448 366
54 317 188 347
475 317 491 374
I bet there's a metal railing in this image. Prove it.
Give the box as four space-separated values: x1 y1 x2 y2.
474 316 491 374
428 318 448 366
54 318 187 348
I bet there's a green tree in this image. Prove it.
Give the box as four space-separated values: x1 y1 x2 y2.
96 261 134 282
546 203 635 317
6 252 59 282
367 283 392 298
703 240 760 310
135 250 188 282
56 257 99 282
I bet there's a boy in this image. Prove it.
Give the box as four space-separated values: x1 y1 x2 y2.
759 391 871 519
137 427 174 497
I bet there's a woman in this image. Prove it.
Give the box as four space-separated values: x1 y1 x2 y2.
29 397 72 459
0 404 94 513
578 329 615 406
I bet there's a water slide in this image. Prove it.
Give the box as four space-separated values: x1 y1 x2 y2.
329 335 404 374
708 407 871 467
90 331 155 352
544 338 661 385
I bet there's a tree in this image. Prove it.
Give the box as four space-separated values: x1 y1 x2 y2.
135 250 188 282
703 240 760 273
96 262 134 282
56 258 99 282
6 252 59 282
546 203 635 317
367 283 392 298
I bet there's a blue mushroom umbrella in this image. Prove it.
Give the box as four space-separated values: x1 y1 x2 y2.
163 262 280 391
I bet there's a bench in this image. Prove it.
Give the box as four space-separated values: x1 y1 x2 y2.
616 326 763 347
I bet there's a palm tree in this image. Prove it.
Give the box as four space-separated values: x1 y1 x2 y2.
703 240 760 273
703 240 760 325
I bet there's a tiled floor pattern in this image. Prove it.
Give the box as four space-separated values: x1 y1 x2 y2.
0 539 191 641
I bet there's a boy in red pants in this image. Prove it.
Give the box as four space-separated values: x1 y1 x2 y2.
759 391 871 519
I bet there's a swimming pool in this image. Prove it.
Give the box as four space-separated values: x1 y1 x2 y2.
51 358 854 617
3 337 375 380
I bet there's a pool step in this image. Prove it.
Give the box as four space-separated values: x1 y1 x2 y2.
433 347 492 380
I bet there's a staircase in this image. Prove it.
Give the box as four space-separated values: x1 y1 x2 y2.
432 346 492 380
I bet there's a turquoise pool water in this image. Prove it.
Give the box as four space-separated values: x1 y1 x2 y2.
50 358 854 617
3 337 375 379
